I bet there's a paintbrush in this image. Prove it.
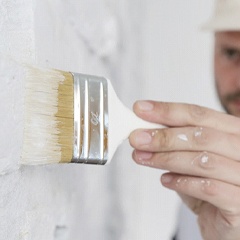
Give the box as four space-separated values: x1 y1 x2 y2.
21 67 162 165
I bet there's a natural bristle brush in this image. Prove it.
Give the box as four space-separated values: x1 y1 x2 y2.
22 67 162 165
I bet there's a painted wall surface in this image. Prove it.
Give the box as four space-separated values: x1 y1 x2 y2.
0 1 215 240
143 0 219 110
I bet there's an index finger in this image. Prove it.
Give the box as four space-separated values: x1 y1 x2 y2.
133 101 240 135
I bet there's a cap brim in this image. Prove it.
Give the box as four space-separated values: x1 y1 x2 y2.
202 17 240 31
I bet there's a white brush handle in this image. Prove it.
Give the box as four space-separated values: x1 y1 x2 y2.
107 79 163 163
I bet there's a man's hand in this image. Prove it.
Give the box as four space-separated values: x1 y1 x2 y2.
129 100 240 240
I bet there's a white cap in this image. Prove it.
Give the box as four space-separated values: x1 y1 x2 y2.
203 0 240 31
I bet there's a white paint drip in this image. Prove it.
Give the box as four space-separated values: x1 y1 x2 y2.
176 177 188 187
151 130 159 137
138 159 154 167
191 152 209 166
194 127 203 137
177 134 188 142
200 179 211 191
200 154 209 164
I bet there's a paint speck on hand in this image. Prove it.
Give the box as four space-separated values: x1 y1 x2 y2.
194 127 203 137
151 130 158 137
200 154 209 164
177 134 188 142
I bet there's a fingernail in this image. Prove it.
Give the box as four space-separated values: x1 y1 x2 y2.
137 101 154 111
135 151 153 161
134 131 152 145
161 174 173 184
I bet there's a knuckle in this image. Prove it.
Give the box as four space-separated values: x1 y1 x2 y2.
190 200 203 215
200 179 218 196
223 216 240 229
160 102 170 115
192 127 209 147
193 152 216 170
188 104 207 123
157 152 175 169
216 208 240 230
220 211 239 227
157 102 171 121
158 128 171 149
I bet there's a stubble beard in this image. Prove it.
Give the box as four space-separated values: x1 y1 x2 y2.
215 81 240 117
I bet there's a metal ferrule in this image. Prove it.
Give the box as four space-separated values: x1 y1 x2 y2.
71 73 108 164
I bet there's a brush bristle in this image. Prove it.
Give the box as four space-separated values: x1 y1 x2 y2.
21 67 73 165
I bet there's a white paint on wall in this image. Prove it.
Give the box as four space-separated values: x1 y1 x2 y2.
34 0 119 73
0 0 35 62
0 1 80 239
0 0 34 174
0 58 24 175
0 0 214 239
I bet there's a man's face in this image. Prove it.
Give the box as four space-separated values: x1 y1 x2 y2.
215 32 240 117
